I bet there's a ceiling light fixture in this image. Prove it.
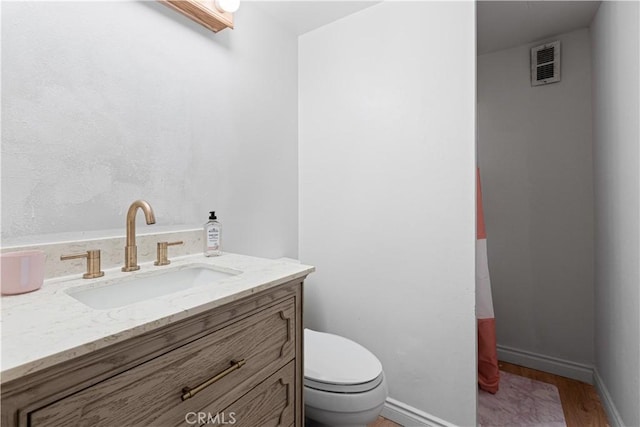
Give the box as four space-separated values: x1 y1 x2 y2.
214 0 240 13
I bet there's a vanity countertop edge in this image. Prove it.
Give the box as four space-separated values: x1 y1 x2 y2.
0 252 314 384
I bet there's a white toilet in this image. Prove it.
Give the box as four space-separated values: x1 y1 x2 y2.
304 329 388 427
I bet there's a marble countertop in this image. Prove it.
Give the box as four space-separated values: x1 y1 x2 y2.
0 253 314 384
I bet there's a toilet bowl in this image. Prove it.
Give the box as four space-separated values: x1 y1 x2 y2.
304 329 388 427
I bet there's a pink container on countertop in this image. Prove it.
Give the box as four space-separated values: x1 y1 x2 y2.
1 250 46 295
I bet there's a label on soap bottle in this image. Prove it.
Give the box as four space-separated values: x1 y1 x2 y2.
204 221 221 257
206 225 220 249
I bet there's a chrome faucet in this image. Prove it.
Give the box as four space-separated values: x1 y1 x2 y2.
122 200 156 272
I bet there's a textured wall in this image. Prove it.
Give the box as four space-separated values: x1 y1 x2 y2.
591 2 640 425
1 1 298 259
477 28 595 368
299 2 477 425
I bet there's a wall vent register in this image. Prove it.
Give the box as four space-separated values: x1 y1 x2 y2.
531 41 560 86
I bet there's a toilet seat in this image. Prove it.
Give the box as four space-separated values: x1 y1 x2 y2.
304 329 383 393
305 372 384 393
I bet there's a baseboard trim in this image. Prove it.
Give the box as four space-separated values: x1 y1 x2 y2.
497 344 594 384
593 369 623 427
381 398 457 427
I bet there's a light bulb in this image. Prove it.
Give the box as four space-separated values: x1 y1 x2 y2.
214 0 240 13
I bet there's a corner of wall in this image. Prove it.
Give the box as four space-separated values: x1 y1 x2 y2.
593 368 625 427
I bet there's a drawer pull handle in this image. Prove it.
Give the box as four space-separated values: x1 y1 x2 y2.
181 359 246 401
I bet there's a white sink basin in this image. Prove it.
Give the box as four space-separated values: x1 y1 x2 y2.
66 265 240 310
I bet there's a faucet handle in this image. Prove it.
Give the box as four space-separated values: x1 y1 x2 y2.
61 250 105 279
154 241 184 266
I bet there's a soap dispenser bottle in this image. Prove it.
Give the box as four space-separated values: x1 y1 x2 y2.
204 211 222 257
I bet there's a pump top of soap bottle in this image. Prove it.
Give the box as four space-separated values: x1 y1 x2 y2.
209 211 217 220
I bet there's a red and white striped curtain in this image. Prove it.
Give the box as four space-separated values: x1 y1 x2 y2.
477 168 500 393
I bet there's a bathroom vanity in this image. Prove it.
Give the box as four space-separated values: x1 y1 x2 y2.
1 252 313 427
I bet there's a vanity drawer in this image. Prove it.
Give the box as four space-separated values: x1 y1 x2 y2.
28 298 296 427
211 361 295 427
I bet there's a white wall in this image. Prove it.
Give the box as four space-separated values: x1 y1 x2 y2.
591 2 640 426
477 29 595 373
299 2 476 425
1 1 299 259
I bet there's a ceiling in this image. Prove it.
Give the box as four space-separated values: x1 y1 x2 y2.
477 1 601 55
249 1 601 51
250 1 380 36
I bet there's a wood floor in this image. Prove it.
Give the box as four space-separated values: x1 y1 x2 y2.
368 417 401 427
367 361 609 427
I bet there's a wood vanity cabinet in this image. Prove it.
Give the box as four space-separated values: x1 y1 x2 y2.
1 279 304 427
